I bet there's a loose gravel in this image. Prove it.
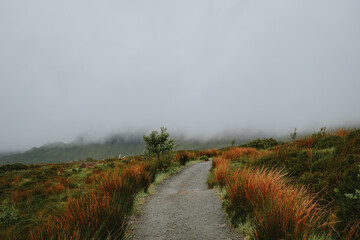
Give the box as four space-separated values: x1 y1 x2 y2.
128 161 244 240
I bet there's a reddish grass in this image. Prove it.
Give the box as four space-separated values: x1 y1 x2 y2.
57 167 64 175
29 162 155 240
42 182 66 195
11 177 20 184
97 163 151 196
274 144 290 162
97 170 126 195
128 155 145 163
337 128 351 137
345 220 360 240
255 149 273 160
84 175 96 184
56 176 70 188
222 147 258 161
123 164 152 192
53 183 65 194
221 166 325 239
51 193 110 232
211 157 230 187
11 190 31 202
295 138 315 148
196 149 218 158
174 151 188 161
188 151 198 160
29 226 82 240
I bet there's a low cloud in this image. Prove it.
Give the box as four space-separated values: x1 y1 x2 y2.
1 0 359 151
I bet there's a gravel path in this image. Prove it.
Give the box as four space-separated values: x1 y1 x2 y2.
128 161 244 240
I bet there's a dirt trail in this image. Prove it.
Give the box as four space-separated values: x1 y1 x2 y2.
128 161 243 240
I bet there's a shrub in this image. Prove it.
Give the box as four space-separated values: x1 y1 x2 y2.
336 165 360 232
0 163 28 173
199 155 209 161
143 127 174 170
175 152 190 165
290 128 297 141
0 199 20 227
314 135 342 149
240 138 281 150
103 162 116 169
311 152 333 173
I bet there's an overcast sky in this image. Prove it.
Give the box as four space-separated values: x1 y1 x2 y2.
1 0 360 151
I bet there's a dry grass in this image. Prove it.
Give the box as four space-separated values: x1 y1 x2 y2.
213 163 327 239
211 157 230 187
196 148 218 158
11 190 30 202
222 147 258 161
295 138 315 149
345 220 360 240
337 128 352 137
28 162 154 240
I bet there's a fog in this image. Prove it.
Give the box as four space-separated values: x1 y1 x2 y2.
1 0 360 151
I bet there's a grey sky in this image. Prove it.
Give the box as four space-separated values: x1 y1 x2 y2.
1 0 360 151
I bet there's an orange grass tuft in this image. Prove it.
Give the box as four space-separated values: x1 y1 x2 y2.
295 138 315 148
52 183 65 194
337 128 351 137
196 148 218 158
218 165 326 239
222 147 259 161
29 161 156 240
212 157 230 187
345 220 360 240
232 168 324 239
11 190 31 202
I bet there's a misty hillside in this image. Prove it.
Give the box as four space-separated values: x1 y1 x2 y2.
0 152 19 158
0 134 250 165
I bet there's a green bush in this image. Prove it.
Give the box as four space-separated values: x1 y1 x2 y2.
240 138 281 150
143 127 174 169
103 162 116 169
335 165 360 231
254 149 311 178
0 199 19 227
0 163 28 173
285 150 311 177
314 135 342 149
311 150 333 172
199 155 209 161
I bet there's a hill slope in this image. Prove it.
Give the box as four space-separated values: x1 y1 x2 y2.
0 135 250 165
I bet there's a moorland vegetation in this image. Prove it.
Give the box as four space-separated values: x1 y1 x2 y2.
0 128 217 239
209 127 360 239
1 127 359 239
